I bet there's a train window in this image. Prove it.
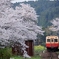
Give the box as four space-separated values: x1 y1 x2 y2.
54 39 57 42
47 39 50 42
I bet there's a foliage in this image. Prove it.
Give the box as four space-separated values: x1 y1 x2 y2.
34 45 45 51
34 45 45 56
0 0 44 58
13 1 59 27
0 0 44 46
0 48 12 59
11 45 45 59
0 46 44 59
39 6 59 27
10 45 45 59
12 1 59 43
11 45 43 59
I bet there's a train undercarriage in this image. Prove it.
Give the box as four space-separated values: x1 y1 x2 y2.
47 47 58 52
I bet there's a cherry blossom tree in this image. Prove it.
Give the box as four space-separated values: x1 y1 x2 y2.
49 18 59 31
0 0 44 58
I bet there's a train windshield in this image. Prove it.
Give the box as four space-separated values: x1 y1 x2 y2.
47 39 50 42
54 39 58 42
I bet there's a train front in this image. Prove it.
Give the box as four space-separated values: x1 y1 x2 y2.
46 36 59 51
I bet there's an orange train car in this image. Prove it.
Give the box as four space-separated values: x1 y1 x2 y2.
46 36 59 50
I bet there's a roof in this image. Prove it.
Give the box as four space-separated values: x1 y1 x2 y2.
46 36 58 39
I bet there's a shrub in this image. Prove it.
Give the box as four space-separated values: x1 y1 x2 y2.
0 47 12 59
34 45 45 51
34 45 45 55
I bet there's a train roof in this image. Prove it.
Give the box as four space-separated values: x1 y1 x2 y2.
46 36 58 39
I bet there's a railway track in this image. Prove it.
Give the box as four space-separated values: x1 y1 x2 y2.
41 50 59 59
50 52 58 59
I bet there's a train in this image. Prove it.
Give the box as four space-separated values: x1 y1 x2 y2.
46 36 59 51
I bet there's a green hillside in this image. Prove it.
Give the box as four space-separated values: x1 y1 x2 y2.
12 0 59 43
13 1 59 27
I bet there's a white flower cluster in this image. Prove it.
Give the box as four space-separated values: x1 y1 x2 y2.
49 18 59 31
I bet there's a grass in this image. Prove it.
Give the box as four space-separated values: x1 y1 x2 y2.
34 45 46 55
34 45 45 51
11 45 45 59
0 45 45 59
0 48 12 59
11 55 41 59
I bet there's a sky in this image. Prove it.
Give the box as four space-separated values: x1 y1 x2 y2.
11 0 37 3
11 0 54 3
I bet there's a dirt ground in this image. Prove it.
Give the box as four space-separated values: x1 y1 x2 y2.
40 50 59 59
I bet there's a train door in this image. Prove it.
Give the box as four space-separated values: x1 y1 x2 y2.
50 38 54 48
